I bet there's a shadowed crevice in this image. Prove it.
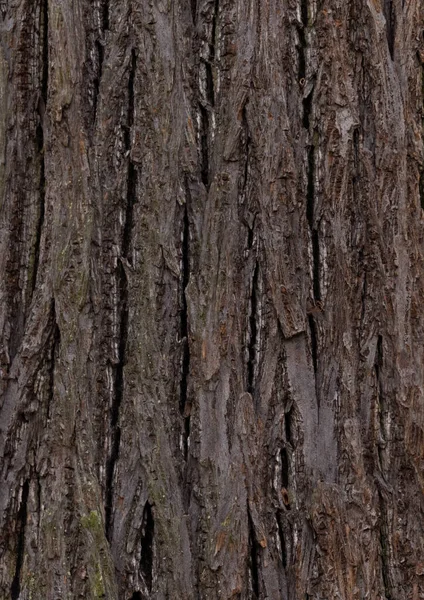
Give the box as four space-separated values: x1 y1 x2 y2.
383 0 395 60
105 50 137 541
276 511 288 568
247 261 259 395
247 507 260 599
31 0 49 295
93 0 109 122
10 480 30 600
419 170 424 210
378 497 393 600
199 104 210 189
180 198 191 460
140 501 154 593
47 300 60 422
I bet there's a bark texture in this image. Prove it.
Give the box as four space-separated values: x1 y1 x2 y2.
1 0 424 598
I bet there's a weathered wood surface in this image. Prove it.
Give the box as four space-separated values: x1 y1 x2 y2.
1 0 424 598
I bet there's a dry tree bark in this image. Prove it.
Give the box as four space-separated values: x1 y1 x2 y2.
1 0 424 598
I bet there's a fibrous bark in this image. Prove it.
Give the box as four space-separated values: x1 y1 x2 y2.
1 0 424 598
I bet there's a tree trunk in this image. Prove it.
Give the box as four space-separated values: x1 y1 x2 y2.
1 0 424 598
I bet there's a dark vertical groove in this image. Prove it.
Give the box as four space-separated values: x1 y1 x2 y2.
101 0 109 31
129 593 143 600
199 0 218 189
105 50 137 541
180 198 191 460
419 171 424 210
300 0 308 26
199 103 210 189
240 100 251 205
276 511 288 568
379 499 393 600
211 0 219 59
205 61 215 106
383 0 395 60
306 144 320 302
308 314 318 378
140 501 154 592
32 0 48 293
190 0 197 24
306 145 314 226
375 335 387 474
47 301 60 421
93 0 109 121
247 261 259 395
302 87 313 130
10 480 30 600
248 508 260 599
306 132 320 401
374 336 393 598
280 448 289 489
297 0 308 81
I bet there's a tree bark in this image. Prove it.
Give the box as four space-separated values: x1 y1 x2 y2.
1 0 424 598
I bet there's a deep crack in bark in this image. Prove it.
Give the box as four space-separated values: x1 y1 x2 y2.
280 447 289 489
31 0 49 294
248 507 260 599
93 0 109 122
180 196 191 460
374 335 393 598
247 261 259 396
10 480 29 600
383 0 395 60
276 511 288 568
47 300 60 422
140 501 154 593
105 49 137 541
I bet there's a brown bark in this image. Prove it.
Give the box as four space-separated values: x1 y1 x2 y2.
1 0 424 598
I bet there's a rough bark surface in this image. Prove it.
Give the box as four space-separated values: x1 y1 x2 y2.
1 0 424 598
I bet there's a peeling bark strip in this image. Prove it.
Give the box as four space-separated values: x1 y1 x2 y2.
105 50 137 540
140 501 154 592
10 480 29 600
180 198 191 459
31 0 48 294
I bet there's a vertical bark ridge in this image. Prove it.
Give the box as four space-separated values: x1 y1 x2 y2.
105 49 137 540
180 197 191 460
31 0 48 295
139 501 154 593
10 480 29 600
